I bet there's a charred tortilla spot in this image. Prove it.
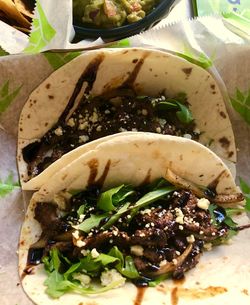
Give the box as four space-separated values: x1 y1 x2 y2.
149 68 153 72
140 169 152 185
165 72 168 75
219 137 230 149
45 83 51 89
154 74 158 77
228 151 234 158
132 58 139 64
122 50 129 54
199 174 204 177
20 128 23 131
195 91 198 94
182 68 192 77
27 114 30 119
44 122 48 127
219 111 226 119
210 84 215 90
48 95 54 99
212 91 216 95
179 155 183 161
242 289 249 296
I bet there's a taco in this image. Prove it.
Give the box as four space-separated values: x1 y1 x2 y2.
19 133 249 305
17 48 236 190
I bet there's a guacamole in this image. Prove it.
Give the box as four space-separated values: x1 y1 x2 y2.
73 0 160 28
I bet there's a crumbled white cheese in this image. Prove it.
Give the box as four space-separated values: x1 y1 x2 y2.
54 126 63 136
72 230 80 240
140 209 151 215
183 133 192 139
172 259 178 265
175 251 181 256
193 127 200 134
175 208 184 224
90 111 98 123
158 118 167 127
204 243 212 251
73 273 91 286
79 214 85 221
81 249 90 256
197 198 210 210
186 234 195 243
119 127 127 132
67 118 75 127
130 245 144 256
91 248 99 258
100 269 126 287
79 135 89 143
76 240 86 248
159 260 167 267
78 122 88 130
178 225 184 230
96 125 102 132
156 127 161 133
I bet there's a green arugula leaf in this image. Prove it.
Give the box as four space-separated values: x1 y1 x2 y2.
208 204 218 225
77 204 86 217
239 177 250 212
230 88 250 125
78 214 108 233
108 246 139 279
44 52 81 70
0 81 22 115
148 273 171 287
102 202 130 230
97 185 126 211
0 173 20 198
24 0 56 54
130 186 176 217
176 101 193 124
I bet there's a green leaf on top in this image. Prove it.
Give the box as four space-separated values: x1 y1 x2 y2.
0 173 20 198
231 88 250 125
24 0 56 54
0 81 22 115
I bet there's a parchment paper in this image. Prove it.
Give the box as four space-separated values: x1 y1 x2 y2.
0 12 250 305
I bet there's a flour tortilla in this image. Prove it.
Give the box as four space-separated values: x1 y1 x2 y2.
19 133 248 305
17 48 236 190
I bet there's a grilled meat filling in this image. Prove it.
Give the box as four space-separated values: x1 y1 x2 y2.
28 187 233 284
22 93 197 179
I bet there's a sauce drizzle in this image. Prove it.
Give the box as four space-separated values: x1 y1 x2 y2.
134 287 147 305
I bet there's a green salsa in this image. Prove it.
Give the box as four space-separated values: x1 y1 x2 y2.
73 0 160 28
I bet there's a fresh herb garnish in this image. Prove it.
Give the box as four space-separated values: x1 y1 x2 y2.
153 95 193 124
97 185 134 212
42 247 132 298
78 214 109 233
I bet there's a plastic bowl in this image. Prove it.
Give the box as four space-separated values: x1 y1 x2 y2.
73 0 177 41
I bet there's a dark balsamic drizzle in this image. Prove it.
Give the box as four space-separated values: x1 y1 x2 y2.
87 159 111 188
134 287 147 305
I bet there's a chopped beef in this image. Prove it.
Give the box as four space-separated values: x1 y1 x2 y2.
23 93 197 179
31 188 230 285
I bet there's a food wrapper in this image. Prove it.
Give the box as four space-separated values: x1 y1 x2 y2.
0 5 250 305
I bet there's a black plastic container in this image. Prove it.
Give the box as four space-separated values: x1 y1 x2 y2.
73 0 177 41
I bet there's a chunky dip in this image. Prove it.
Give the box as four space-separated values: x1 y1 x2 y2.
73 0 160 28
